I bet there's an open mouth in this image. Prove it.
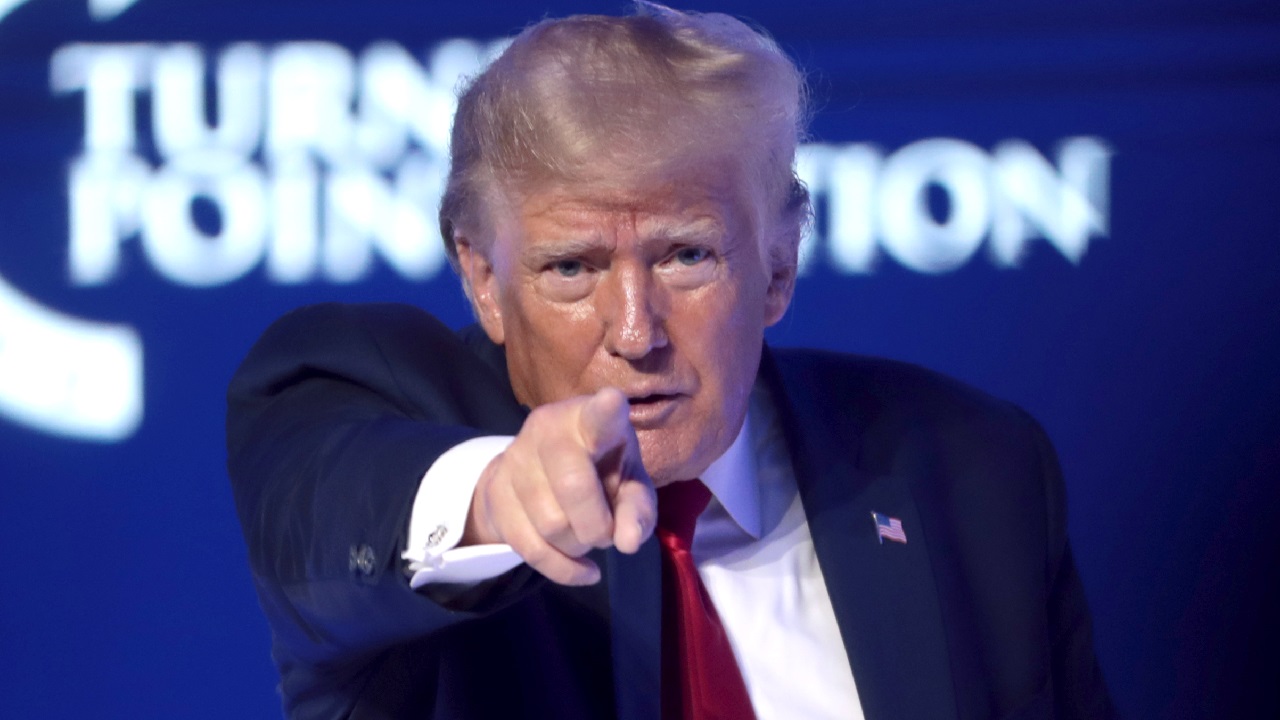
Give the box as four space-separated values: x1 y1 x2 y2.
626 393 682 427
628 393 671 405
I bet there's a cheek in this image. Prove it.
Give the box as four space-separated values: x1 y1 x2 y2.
706 284 768 393
684 293 764 412
707 324 762 415
704 285 766 360
501 291 605 404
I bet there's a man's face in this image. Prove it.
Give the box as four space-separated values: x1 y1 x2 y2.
457 170 793 485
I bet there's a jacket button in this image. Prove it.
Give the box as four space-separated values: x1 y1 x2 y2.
349 544 376 576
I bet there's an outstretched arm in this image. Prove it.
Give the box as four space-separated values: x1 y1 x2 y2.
226 302 530 667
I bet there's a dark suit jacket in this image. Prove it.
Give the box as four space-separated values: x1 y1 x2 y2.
227 302 1112 720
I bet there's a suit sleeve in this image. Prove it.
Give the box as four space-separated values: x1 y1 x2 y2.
225 302 530 669
1022 411 1116 719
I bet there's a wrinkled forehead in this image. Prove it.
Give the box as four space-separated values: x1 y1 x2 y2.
485 159 762 252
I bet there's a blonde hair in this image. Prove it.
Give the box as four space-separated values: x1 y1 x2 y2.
439 2 810 275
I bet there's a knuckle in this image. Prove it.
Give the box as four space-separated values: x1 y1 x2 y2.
549 466 599 501
488 454 526 493
531 506 571 539
519 542 551 568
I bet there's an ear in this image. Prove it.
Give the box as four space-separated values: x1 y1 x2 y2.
763 260 797 327
762 231 799 326
455 236 505 345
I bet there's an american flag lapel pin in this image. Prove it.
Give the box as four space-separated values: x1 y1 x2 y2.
872 511 907 545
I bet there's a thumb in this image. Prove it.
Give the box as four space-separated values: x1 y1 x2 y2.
577 387 630 460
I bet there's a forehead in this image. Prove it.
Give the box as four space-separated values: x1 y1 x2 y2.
493 168 760 250
524 193 726 238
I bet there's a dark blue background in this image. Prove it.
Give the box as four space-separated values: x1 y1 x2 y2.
0 0 1276 717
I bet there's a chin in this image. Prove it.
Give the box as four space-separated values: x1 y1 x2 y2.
637 428 713 487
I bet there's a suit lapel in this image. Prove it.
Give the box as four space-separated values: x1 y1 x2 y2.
764 349 960 720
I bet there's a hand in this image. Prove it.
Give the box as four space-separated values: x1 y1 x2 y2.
463 388 656 585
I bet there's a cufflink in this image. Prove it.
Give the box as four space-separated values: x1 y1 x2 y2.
425 524 447 549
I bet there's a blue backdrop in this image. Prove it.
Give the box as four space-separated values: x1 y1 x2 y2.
0 0 1276 717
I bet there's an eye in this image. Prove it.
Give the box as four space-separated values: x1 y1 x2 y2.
551 259 585 277
673 246 710 266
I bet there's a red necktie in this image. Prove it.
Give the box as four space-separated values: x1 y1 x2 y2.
657 479 757 720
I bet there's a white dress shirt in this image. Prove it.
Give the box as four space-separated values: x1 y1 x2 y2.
402 386 864 719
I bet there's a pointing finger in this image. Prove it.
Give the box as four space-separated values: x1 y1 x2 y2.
576 388 630 460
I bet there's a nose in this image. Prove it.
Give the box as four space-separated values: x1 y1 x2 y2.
601 262 668 360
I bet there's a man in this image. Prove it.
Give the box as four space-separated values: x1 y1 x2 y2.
227 4 1113 719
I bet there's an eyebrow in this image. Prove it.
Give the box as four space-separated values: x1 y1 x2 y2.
519 213 729 267
522 237 608 267
639 215 727 246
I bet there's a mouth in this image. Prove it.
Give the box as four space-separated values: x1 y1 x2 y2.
629 393 671 405
626 393 684 428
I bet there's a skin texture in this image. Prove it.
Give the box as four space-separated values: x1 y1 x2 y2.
454 168 796 585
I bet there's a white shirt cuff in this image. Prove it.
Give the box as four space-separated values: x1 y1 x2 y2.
401 435 524 588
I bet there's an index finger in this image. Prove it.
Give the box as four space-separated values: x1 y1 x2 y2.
576 388 631 460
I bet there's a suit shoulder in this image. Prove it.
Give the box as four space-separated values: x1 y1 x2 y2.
769 347 1027 432
767 347 1060 522
229 302 518 436
237 303 478 382
264 301 454 344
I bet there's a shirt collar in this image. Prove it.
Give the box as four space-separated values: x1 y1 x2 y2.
699 408 763 539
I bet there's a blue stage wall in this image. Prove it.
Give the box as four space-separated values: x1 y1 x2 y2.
0 1 1276 717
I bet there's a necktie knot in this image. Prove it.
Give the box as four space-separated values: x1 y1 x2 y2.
657 479 712 547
